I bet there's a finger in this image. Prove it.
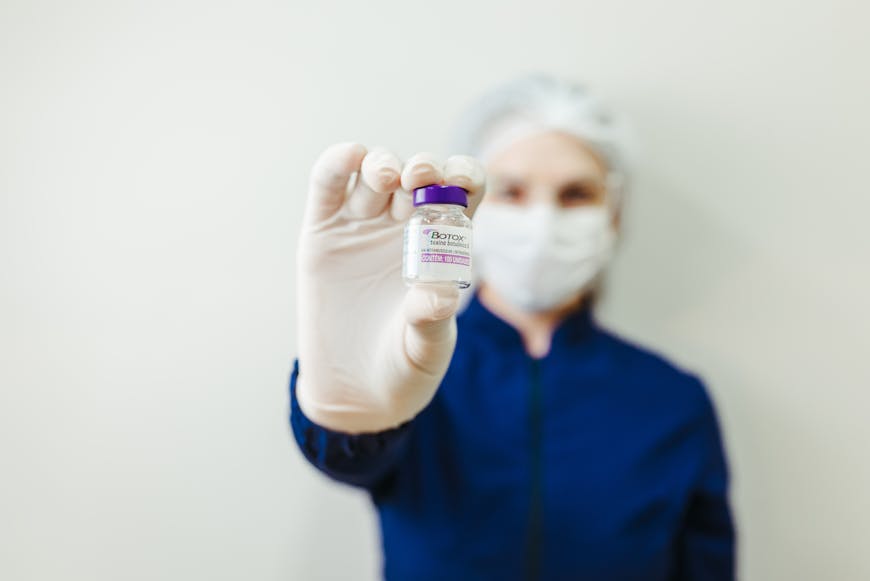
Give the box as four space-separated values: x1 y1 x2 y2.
347 147 401 219
443 155 487 218
393 152 444 222
306 142 367 224
400 152 444 192
402 284 460 374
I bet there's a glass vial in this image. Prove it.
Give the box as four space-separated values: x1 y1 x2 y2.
403 184 473 288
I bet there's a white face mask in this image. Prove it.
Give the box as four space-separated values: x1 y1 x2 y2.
472 203 615 312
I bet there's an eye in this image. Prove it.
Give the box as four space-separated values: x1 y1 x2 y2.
492 183 526 203
558 182 602 206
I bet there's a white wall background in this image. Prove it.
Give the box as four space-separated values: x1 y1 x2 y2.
2 0 868 579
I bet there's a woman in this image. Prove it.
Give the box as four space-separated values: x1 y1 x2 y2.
290 76 735 580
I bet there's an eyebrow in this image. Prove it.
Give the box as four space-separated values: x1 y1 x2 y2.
559 179 607 193
492 178 605 192
491 174 604 185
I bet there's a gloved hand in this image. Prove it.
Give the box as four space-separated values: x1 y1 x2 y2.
295 143 486 434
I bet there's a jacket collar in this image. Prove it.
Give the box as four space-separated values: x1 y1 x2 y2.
458 290 598 354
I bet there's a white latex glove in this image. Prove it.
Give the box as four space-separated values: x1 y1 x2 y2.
295 143 486 434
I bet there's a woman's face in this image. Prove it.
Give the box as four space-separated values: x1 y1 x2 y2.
483 131 610 209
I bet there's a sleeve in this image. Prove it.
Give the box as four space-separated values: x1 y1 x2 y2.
674 385 736 581
288 359 414 492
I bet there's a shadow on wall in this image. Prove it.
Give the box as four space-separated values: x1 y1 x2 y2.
601 166 758 328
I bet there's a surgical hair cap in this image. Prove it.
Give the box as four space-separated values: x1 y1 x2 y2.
451 74 637 201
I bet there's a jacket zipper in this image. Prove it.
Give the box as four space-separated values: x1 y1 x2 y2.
526 358 543 581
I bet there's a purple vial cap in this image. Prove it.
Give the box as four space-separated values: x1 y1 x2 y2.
412 184 468 207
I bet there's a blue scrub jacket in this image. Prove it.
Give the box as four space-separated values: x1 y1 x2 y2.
290 293 735 580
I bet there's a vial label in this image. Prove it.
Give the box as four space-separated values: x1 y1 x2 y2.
404 224 472 283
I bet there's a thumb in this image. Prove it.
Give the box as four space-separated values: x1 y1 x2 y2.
402 284 460 374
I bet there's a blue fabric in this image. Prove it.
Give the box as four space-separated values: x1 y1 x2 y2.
289 293 735 580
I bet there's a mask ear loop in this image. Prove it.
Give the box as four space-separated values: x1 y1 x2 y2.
605 171 625 210
604 171 627 239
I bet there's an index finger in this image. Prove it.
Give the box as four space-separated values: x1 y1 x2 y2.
305 142 368 225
